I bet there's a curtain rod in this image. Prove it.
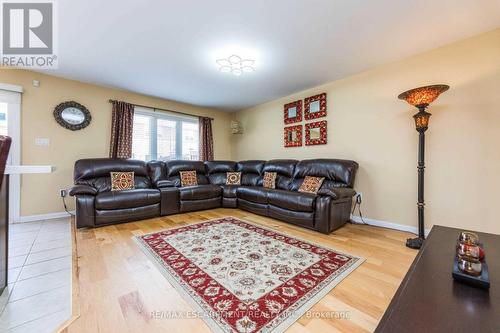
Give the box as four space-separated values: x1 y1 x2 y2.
108 99 214 120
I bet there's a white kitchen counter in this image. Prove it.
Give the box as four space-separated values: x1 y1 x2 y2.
5 165 54 174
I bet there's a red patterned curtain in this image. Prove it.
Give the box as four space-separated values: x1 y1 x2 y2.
109 101 135 158
199 116 214 161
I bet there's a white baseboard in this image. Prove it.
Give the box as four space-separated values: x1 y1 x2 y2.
350 215 431 236
12 210 430 236
13 211 75 224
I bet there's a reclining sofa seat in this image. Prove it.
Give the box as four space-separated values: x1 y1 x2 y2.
235 159 357 233
291 159 357 233
205 160 238 208
70 158 160 227
71 158 358 234
237 159 297 219
161 160 221 213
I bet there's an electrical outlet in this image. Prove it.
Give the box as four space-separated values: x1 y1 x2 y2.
60 189 67 198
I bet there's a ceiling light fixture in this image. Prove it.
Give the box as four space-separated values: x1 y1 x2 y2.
216 55 255 76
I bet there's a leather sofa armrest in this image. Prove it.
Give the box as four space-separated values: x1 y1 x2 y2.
156 180 176 188
159 187 179 215
70 184 97 196
317 187 356 200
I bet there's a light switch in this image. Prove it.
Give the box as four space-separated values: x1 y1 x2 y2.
35 138 50 146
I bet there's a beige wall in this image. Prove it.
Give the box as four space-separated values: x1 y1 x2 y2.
233 29 500 234
0 70 234 216
1 29 499 233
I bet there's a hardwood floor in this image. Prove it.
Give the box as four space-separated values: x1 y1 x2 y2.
63 209 417 333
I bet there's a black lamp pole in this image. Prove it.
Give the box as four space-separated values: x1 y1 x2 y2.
407 107 431 249
398 84 449 250
417 129 426 239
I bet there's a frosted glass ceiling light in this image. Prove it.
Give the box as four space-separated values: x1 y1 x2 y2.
216 54 255 76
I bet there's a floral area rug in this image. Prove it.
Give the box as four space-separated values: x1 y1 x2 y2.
134 216 364 333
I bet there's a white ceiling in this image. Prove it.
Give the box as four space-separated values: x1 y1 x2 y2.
44 0 500 111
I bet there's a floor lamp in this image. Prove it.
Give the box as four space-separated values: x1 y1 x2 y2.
398 84 449 249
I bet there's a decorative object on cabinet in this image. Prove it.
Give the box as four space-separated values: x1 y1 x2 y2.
398 84 449 249
284 100 302 124
284 125 302 147
304 93 327 120
53 101 92 131
452 231 490 289
305 120 327 145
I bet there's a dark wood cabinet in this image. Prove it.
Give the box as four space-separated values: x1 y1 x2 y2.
376 225 500 333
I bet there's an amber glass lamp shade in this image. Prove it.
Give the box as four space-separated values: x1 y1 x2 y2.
413 111 431 131
398 84 449 108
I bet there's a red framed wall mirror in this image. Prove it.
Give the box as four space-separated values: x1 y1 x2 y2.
305 120 327 145
283 100 302 124
304 93 327 120
284 125 302 147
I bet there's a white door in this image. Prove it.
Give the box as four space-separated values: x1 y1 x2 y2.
0 84 22 223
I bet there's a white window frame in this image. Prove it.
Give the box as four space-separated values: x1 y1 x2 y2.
133 106 199 161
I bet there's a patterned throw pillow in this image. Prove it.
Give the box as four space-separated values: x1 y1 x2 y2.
226 172 241 185
110 172 135 191
180 170 198 187
262 172 277 189
298 176 325 194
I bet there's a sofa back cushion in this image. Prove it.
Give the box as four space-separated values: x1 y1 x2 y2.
147 160 166 187
290 159 359 191
205 161 237 185
262 159 298 190
164 160 209 187
236 160 265 186
74 158 151 193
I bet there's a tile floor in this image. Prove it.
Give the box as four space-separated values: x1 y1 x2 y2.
0 218 72 332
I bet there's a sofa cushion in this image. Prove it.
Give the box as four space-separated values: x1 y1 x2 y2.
226 172 241 185
268 189 316 212
221 185 239 198
179 185 222 201
262 172 277 189
147 160 166 187
95 189 160 210
110 172 135 191
180 170 198 187
237 160 265 186
237 186 271 204
290 159 359 191
263 159 297 190
74 158 151 193
298 176 325 194
205 161 237 185
164 160 209 186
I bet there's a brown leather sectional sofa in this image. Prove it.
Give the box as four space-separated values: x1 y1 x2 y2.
70 158 358 234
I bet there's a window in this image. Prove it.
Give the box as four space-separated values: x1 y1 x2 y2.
132 107 199 161
0 102 7 136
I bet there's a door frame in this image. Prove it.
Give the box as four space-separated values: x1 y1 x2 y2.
0 83 23 223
